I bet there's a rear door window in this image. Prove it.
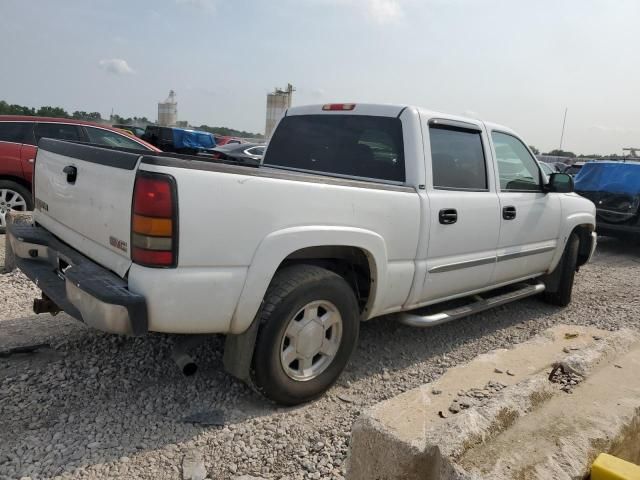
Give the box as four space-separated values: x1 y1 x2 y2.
84 126 149 151
429 125 487 190
264 115 405 182
0 122 35 145
35 123 83 143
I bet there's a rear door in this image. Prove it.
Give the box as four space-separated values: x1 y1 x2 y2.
489 131 561 283
420 118 500 302
33 138 142 277
0 122 31 179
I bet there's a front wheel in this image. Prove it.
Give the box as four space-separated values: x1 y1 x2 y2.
0 181 33 234
542 233 579 307
252 265 360 405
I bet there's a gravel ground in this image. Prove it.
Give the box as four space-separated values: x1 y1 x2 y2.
0 235 639 480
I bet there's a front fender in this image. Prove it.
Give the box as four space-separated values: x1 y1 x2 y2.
229 226 388 334
548 209 596 272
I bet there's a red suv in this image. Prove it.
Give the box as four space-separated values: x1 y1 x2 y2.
0 116 159 231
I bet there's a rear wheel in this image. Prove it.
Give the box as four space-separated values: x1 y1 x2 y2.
252 265 360 405
542 233 580 307
0 181 33 234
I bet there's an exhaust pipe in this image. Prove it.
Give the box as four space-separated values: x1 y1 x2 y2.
172 351 198 376
171 335 206 376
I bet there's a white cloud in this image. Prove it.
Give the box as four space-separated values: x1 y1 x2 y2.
176 0 216 13
307 0 405 24
367 0 404 24
462 110 480 119
591 125 640 135
99 58 134 75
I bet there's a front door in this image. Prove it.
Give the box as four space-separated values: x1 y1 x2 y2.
490 131 561 284
420 119 500 303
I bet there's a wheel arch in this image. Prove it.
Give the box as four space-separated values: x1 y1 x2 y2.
0 175 32 193
547 213 595 273
228 226 387 335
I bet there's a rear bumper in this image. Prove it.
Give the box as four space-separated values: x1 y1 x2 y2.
7 223 147 336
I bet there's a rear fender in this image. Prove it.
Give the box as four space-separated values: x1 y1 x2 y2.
229 226 387 334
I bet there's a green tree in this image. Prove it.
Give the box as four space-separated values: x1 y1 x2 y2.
0 101 36 116
36 106 69 118
546 149 576 158
528 145 540 155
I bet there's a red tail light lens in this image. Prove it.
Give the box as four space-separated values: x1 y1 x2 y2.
131 172 178 268
133 176 173 218
322 103 356 111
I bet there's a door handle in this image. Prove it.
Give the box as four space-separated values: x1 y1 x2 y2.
63 165 77 184
439 208 458 225
502 205 517 220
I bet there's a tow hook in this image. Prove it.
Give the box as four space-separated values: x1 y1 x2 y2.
33 294 61 316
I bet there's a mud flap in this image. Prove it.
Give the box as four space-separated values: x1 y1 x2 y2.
223 318 261 383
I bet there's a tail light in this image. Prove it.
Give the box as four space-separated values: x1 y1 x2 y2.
131 172 178 267
322 103 356 111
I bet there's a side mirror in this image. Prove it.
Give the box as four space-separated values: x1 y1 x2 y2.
544 172 574 193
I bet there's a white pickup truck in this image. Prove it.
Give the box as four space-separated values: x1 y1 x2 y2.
8 103 597 405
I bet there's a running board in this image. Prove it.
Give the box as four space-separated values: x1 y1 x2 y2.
396 282 546 328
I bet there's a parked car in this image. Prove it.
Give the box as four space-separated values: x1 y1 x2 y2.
553 162 568 173
214 135 242 146
208 143 266 166
142 126 216 155
575 161 640 240
564 162 585 176
0 116 159 232
8 103 596 405
112 124 146 138
539 161 555 176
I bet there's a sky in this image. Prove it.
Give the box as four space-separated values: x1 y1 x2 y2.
1 0 639 154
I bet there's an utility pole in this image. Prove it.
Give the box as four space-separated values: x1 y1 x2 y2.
559 107 568 151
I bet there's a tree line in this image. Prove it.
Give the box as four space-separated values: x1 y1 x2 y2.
0 100 263 138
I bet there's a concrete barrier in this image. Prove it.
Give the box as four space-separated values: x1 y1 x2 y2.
348 325 640 480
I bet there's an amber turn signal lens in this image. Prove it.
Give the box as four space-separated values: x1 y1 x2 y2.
132 214 173 237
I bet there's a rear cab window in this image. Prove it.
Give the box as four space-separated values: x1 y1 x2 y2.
264 115 405 183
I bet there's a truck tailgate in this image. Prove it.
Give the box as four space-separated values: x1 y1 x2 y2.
33 139 141 277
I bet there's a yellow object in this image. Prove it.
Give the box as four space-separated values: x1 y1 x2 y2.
591 453 640 480
132 214 173 237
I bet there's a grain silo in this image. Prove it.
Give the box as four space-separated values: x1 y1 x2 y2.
158 90 178 126
265 84 294 139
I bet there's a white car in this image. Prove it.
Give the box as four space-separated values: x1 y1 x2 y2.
8 103 596 405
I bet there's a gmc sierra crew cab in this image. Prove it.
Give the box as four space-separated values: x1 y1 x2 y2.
8 103 597 405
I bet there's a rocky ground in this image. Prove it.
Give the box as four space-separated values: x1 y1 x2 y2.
0 235 639 480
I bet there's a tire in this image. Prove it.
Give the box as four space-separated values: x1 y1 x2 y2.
0 180 33 234
542 233 580 307
251 264 360 405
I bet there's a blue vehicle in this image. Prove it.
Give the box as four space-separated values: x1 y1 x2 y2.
575 161 640 239
141 126 216 155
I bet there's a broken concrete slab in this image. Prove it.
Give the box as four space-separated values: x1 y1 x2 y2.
347 325 640 480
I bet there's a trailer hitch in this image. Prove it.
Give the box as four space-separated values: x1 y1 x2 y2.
33 293 61 316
